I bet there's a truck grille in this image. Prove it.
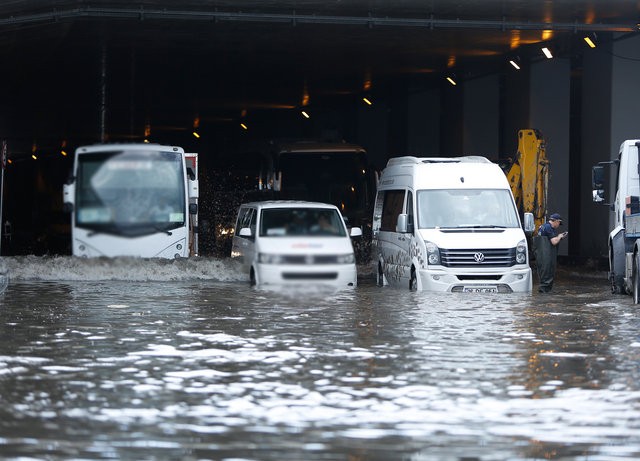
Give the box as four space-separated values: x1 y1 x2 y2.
440 248 516 267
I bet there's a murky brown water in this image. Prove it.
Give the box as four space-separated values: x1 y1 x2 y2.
0 257 639 460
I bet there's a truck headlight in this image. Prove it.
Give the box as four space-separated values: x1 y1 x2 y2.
516 239 527 264
425 241 440 265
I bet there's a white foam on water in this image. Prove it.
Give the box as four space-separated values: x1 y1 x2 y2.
1 255 246 282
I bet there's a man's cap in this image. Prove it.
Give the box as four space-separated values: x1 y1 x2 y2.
550 213 563 224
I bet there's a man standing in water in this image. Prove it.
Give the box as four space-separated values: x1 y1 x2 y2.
534 213 568 293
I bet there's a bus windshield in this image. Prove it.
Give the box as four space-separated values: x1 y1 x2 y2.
417 189 520 229
277 152 370 219
75 149 185 237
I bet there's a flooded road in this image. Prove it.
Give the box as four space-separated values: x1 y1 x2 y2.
1 256 640 460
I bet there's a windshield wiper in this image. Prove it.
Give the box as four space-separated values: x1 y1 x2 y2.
456 224 507 229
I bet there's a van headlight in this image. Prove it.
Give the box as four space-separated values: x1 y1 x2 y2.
516 239 527 264
336 253 355 264
259 253 283 264
425 241 441 265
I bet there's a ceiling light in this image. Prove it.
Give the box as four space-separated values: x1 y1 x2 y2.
583 34 596 48
240 123 248 130
301 110 310 119
192 131 200 138
509 59 521 70
542 47 553 59
446 76 457 86
60 150 67 156
362 97 372 106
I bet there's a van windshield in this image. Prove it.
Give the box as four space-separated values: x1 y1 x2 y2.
259 208 347 237
417 189 520 229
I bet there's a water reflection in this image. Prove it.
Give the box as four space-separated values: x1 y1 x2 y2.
0 258 639 460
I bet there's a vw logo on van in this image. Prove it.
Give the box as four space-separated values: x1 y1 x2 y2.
474 252 485 263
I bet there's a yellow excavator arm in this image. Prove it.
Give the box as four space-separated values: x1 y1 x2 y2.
505 129 549 231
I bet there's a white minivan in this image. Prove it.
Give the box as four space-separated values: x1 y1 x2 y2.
373 156 534 293
231 201 362 288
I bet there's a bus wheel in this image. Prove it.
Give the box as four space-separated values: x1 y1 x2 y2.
634 253 640 304
409 268 417 291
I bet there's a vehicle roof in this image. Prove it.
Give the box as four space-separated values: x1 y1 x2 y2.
239 200 340 210
379 156 509 189
76 143 184 154
385 155 491 167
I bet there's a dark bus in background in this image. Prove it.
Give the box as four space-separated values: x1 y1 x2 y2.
258 141 377 262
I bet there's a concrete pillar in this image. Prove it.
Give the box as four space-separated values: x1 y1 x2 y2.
580 33 640 260
530 57 571 255
462 74 500 156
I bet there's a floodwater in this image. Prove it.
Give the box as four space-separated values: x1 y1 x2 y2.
1 256 639 461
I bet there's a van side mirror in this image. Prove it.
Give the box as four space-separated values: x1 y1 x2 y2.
396 214 408 233
350 227 363 237
189 203 198 215
239 227 253 237
523 212 535 234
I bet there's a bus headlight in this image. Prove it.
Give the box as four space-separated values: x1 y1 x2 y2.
516 239 527 264
425 241 441 265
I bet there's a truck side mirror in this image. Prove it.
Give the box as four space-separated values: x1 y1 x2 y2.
592 166 606 203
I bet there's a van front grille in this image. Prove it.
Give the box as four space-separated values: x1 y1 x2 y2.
440 248 516 267
281 255 343 264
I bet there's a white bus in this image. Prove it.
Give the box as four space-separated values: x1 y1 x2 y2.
63 143 199 258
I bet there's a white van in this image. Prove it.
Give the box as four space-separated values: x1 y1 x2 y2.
372 156 534 293
231 201 362 288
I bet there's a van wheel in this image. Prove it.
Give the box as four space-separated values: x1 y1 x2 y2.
250 269 256 287
409 268 417 291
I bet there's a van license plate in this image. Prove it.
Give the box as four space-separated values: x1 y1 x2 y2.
463 286 497 293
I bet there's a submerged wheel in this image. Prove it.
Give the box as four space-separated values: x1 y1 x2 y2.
611 251 625 294
409 268 417 291
377 263 385 287
634 253 640 304
249 268 256 287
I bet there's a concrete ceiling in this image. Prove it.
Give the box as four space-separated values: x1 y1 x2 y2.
0 1 638 157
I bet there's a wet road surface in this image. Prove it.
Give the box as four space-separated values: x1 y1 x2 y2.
0 256 639 460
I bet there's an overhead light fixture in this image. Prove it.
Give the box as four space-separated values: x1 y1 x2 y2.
362 96 373 106
301 110 310 119
60 150 67 157
446 76 457 86
192 131 200 138
509 57 521 70
583 34 596 48
542 47 553 59
240 122 248 130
